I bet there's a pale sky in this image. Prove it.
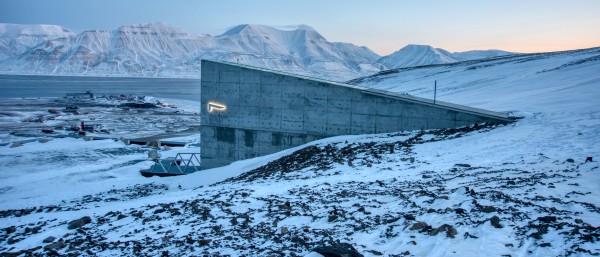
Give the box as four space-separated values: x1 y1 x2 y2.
1 0 599 55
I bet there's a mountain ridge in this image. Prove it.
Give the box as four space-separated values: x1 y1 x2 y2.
0 22 517 80
377 44 516 69
0 22 383 81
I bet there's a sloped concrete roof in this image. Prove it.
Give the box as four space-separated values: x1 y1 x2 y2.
201 60 514 122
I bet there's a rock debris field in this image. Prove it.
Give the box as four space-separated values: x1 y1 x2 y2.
1 122 598 257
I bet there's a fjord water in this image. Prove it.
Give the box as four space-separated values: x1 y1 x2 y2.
0 75 201 101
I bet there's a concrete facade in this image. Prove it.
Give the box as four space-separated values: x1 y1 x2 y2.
200 60 512 169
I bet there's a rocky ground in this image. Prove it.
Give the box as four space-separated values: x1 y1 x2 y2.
1 122 598 257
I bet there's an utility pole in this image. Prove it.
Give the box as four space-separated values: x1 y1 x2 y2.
434 80 437 104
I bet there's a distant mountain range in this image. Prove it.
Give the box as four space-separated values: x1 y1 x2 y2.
377 44 515 69
0 22 516 81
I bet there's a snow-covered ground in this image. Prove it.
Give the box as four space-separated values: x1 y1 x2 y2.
0 47 599 256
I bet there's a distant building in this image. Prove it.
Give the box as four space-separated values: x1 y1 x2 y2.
200 60 513 169
66 90 94 99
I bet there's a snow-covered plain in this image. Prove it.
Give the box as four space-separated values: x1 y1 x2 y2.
0 47 599 256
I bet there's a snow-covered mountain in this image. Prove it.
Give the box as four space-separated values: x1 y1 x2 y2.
0 23 75 60
0 22 521 81
195 24 384 80
377 44 515 69
0 23 383 81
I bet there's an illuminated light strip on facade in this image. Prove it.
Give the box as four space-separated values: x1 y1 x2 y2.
207 102 227 112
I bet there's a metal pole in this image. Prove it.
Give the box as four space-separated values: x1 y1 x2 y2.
434 80 437 104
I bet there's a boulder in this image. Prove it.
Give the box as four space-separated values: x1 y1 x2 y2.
479 205 497 213
67 216 92 230
43 236 56 243
429 224 458 238
490 215 502 228
537 216 557 223
43 239 66 250
313 243 364 257
409 222 429 231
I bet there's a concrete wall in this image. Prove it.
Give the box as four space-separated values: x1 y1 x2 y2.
201 60 512 169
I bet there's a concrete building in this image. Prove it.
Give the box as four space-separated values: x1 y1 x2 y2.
200 60 513 169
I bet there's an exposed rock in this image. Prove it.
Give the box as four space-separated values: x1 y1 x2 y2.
7 237 17 244
479 205 497 213
280 226 289 235
365 249 384 256
2 247 42 257
585 156 593 163
537 216 557 223
464 232 478 239
199 239 212 246
24 226 41 234
43 239 66 250
490 216 503 228
566 158 575 163
43 236 56 243
429 224 458 238
403 214 415 221
409 222 429 231
455 208 466 215
313 243 364 257
67 216 92 229
5 226 17 234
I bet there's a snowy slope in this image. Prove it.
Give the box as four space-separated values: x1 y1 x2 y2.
0 23 382 81
1 47 599 256
0 23 74 61
452 49 516 61
377 44 515 69
351 47 600 112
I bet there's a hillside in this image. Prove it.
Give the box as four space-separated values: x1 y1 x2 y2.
0 47 599 256
351 47 600 111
